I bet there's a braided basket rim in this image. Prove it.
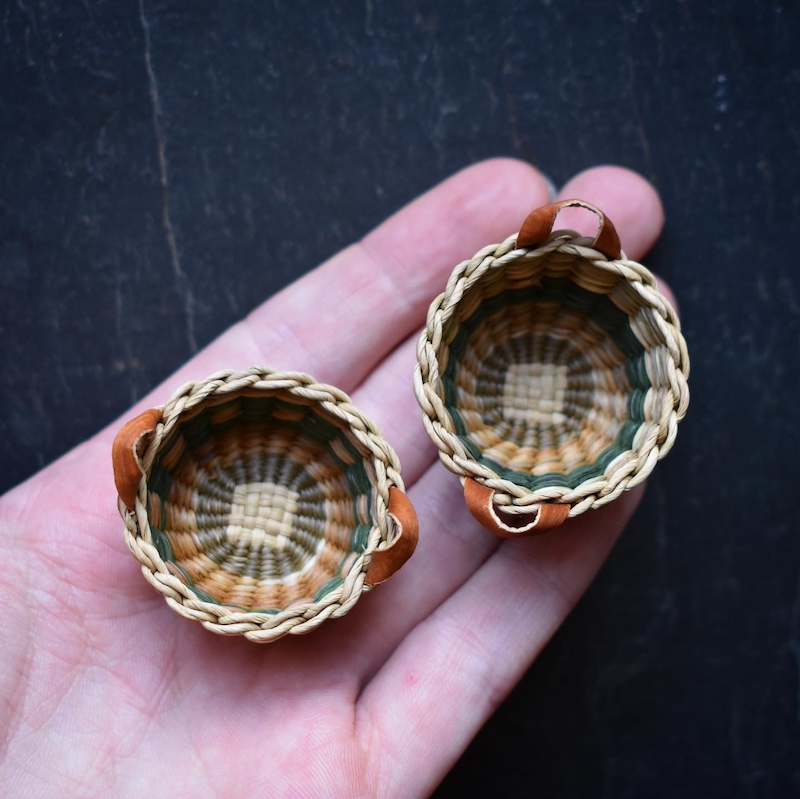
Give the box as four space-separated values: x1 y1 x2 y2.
119 367 405 642
414 230 690 519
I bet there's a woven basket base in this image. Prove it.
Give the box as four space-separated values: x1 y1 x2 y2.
145 392 376 612
441 278 653 491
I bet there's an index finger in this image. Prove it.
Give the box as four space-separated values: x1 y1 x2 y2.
102 158 552 435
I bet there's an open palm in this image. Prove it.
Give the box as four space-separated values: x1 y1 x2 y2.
0 159 669 798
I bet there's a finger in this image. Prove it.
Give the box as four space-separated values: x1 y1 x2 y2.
357 490 643 797
349 333 439 484
556 164 665 257
100 158 553 435
357 166 669 783
556 166 678 310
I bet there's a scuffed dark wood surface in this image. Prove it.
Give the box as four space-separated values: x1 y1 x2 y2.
2 1 798 795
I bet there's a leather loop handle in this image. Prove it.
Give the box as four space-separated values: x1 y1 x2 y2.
365 487 419 586
112 408 162 510
464 479 569 538
516 199 621 260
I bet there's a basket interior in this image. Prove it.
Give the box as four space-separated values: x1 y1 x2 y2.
438 248 665 490
144 390 377 612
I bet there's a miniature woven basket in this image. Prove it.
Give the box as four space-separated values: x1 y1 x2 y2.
414 199 690 537
112 368 417 642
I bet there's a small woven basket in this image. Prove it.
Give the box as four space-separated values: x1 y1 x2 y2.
112 368 417 642
414 199 690 537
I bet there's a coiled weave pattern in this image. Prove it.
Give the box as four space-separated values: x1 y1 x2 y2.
415 228 690 520
118 367 407 642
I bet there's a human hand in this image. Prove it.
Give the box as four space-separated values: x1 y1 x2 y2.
0 159 670 798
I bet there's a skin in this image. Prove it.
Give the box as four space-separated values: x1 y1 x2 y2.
0 159 671 798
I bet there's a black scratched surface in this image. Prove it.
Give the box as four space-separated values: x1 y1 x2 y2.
1 1 799 796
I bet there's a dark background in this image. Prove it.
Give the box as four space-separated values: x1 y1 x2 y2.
2 1 799 796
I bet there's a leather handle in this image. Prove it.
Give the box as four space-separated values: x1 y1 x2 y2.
365 487 419 586
464 478 569 538
112 408 162 510
516 199 621 260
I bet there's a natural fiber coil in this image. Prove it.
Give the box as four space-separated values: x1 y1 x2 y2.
414 200 689 536
112 368 417 642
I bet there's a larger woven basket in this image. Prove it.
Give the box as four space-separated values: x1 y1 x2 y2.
415 200 689 537
112 368 417 642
